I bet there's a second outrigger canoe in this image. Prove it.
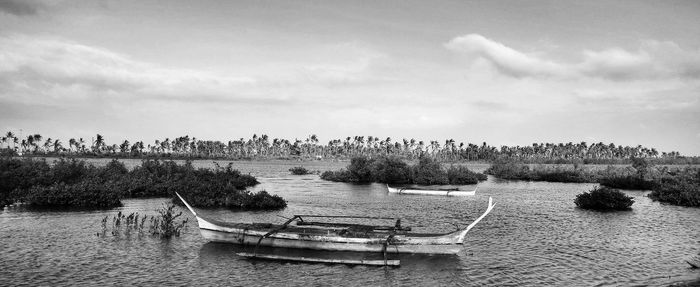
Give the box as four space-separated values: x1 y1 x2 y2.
387 185 477 196
176 193 495 255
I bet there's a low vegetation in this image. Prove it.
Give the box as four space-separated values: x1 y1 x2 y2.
320 156 486 185
99 203 189 238
486 158 700 208
574 186 635 211
289 166 312 175
0 157 286 210
648 168 700 207
486 159 656 186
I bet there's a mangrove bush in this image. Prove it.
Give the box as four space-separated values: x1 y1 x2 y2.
0 157 285 211
320 156 486 185
648 168 700 207
574 186 634 211
289 166 311 175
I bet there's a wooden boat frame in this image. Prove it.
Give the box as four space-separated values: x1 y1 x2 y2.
176 193 495 255
387 185 478 196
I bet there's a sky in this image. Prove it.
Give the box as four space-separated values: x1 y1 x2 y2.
1 0 699 155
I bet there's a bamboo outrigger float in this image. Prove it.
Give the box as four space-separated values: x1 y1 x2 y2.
387 185 478 196
176 193 495 256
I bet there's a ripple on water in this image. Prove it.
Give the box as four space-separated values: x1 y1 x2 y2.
1 160 699 286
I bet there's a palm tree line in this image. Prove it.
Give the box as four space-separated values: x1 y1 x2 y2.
1 131 682 161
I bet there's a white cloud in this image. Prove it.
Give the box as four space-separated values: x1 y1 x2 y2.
0 34 386 106
445 34 566 78
0 34 264 104
446 34 700 81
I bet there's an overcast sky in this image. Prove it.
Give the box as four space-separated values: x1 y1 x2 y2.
1 0 699 154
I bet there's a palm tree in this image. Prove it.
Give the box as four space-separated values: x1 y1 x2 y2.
68 138 76 153
93 134 105 153
5 131 14 149
53 139 62 153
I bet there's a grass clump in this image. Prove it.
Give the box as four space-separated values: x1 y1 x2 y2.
99 204 188 238
151 204 189 238
574 186 634 211
289 166 311 175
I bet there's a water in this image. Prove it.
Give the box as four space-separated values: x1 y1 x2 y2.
1 159 699 286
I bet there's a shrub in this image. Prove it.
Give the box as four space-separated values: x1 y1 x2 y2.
0 157 52 206
176 188 286 210
347 156 374 182
320 156 487 185
120 160 259 198
532 169 591 183
1 157 282 210
289 166 311 175
320 169 355 182
574 186 634 211
50 158 95 185
412 157 449 185
371 156 411 184
648 168 700 207
484 160 531 180
599 175 656 190
21 179 122 209
447 165 487 184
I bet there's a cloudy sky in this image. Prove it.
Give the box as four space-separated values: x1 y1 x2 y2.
1 0 699 154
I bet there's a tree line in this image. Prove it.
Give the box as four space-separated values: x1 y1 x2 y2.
1 131 687 162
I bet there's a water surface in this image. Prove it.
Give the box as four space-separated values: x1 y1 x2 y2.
1 159 698 286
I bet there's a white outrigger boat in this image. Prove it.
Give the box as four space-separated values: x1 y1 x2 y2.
387 185 477 196
176 193 495 255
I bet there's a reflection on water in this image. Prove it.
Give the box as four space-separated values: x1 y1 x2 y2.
1 159 699 286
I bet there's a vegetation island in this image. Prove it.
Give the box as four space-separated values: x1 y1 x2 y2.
1 131 698 210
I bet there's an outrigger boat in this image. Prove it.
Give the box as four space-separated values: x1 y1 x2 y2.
176 193 495 255
387 185 478 196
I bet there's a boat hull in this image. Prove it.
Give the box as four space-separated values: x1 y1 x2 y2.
199 227 463 254
175 193 495 256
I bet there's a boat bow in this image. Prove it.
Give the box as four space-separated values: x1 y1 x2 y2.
451 196 495 243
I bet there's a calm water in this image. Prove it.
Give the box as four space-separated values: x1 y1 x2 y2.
1 159 699 286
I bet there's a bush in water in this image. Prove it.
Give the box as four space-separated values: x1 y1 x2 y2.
22 179 122 208
412 157 449 185
574 186 634 211
320 169 355 182
1 157 284 210
289 166 311 175
648 168 700 207
598 175 656 190
320 156 486 185
0 157 52 206
446 165 487 185
371 156 412 184
484 160 531 180
347 156 374 182
176 187 286 211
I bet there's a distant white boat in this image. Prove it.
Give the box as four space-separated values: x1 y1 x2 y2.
387 185 477 196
